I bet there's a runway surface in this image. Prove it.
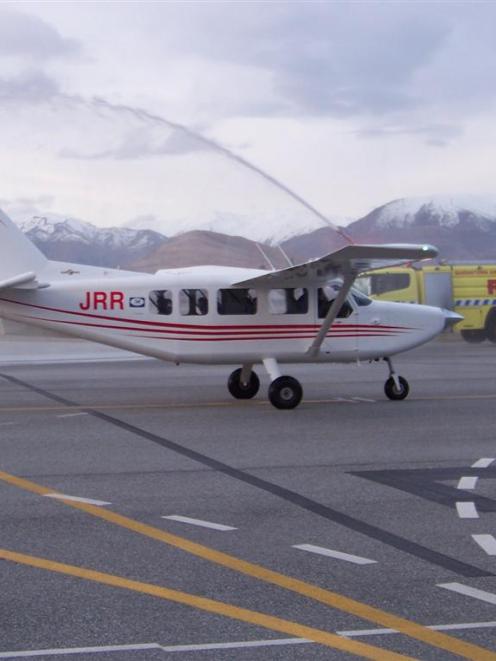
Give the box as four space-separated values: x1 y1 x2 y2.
0 337 496 660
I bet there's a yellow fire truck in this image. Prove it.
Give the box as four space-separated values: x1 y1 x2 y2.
357 263 496 343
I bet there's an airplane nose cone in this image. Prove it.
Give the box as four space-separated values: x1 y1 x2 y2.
441 308 464 328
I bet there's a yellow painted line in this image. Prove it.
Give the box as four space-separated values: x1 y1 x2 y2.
1 392 496 414
0 548 410 661
0 471 494 660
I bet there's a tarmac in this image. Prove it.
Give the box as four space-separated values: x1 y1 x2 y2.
0 334 495 659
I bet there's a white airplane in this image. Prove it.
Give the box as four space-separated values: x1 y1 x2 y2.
0 208 460 409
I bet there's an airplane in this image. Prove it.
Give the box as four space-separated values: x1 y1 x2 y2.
0 208 461 409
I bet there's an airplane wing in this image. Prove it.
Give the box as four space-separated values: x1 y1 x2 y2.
232 243 438 357
232 244 438 288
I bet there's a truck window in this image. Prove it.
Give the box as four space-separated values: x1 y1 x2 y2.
149 290 173 315
370 273 410 295
180 289 208 316
217 288 257 315
317 287 352 318
268 288 308 314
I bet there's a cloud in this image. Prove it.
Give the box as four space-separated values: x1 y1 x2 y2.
0 69 59 103
0 8 80 60
356 123 464 147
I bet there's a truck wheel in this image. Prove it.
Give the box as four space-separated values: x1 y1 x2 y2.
485 309 496 343
461 329 486 343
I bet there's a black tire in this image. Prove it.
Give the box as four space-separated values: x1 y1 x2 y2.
461 329 486 344
268 376 303 410
227 368 260 399
384 376 409 401
485 310 496 343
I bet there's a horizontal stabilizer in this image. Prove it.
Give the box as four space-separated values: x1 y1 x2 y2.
232 243 438 288
0 271 39 290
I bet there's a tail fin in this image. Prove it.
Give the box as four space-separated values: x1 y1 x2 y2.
0 209 47 287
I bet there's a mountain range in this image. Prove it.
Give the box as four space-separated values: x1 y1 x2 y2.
14 195 496 270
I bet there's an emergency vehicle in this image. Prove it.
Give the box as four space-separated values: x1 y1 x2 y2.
357 263 496 343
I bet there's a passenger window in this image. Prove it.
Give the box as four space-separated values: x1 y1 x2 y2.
217 288 257 315
317 286 353 319
149 290 173 315
180 289 208 316
269 288 308 314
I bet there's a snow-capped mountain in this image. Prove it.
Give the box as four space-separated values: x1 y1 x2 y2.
19 215 167 268
126 209 349 245
345 195 496 260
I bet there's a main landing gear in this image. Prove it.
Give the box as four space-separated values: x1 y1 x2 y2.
227 357 410 409
383 357 409 401
227 359 303 410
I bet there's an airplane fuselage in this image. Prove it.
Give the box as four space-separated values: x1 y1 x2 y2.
0 263 445 365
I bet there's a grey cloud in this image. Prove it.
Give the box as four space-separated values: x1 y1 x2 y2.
0 8 80 60
60 126 213 160
357 123 463 146
0 70 59 103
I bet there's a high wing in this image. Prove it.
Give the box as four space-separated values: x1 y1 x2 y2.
232 243 438 289
232 243 438 357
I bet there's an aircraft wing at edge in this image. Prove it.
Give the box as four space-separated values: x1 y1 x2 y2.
231 243 438 288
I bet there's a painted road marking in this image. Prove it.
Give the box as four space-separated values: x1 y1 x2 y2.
3 621 496 657
162 515 236 531
0 548 411 661
0 422 14 426
2 392 496 414
57 412 89 419
456 502 479 519
472 458 495 468
472 535 496 556
44 494 111 507
293 544 377 565
0 644 161 658
457 476 478 490
438 582 496 606
0 470 493 661
338 620 496 637
352 397 376 403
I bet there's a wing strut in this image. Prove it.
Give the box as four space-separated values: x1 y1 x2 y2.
306 269 356 357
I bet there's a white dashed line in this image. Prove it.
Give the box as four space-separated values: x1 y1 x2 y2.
160 638 308 652
292 544 377 565
351 397 376 403
472 458 495 468
0 422 14 427
457 476 478 490
472 534 496 556
438 583 496 605
57 413 88 419
337 620 496 637
44 494 111 506
161 515 236 531
3 622 496 657
0 644 161 658
456 501 479 518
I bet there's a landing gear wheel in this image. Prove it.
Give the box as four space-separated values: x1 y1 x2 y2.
268 376 303 410
227 368 260 399
461 329 486 344
384 376 409 401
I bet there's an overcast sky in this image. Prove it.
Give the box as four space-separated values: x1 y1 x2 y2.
0 1 495 234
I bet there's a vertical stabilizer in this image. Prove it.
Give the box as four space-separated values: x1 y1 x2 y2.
0 209 47 281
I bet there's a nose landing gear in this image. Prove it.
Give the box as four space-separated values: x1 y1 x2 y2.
383 357 409 400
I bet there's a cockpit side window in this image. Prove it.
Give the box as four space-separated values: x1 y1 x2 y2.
217 288 257 315
150 290 173 315
317 286 353 318
180 289 209 316
268 288 308 315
